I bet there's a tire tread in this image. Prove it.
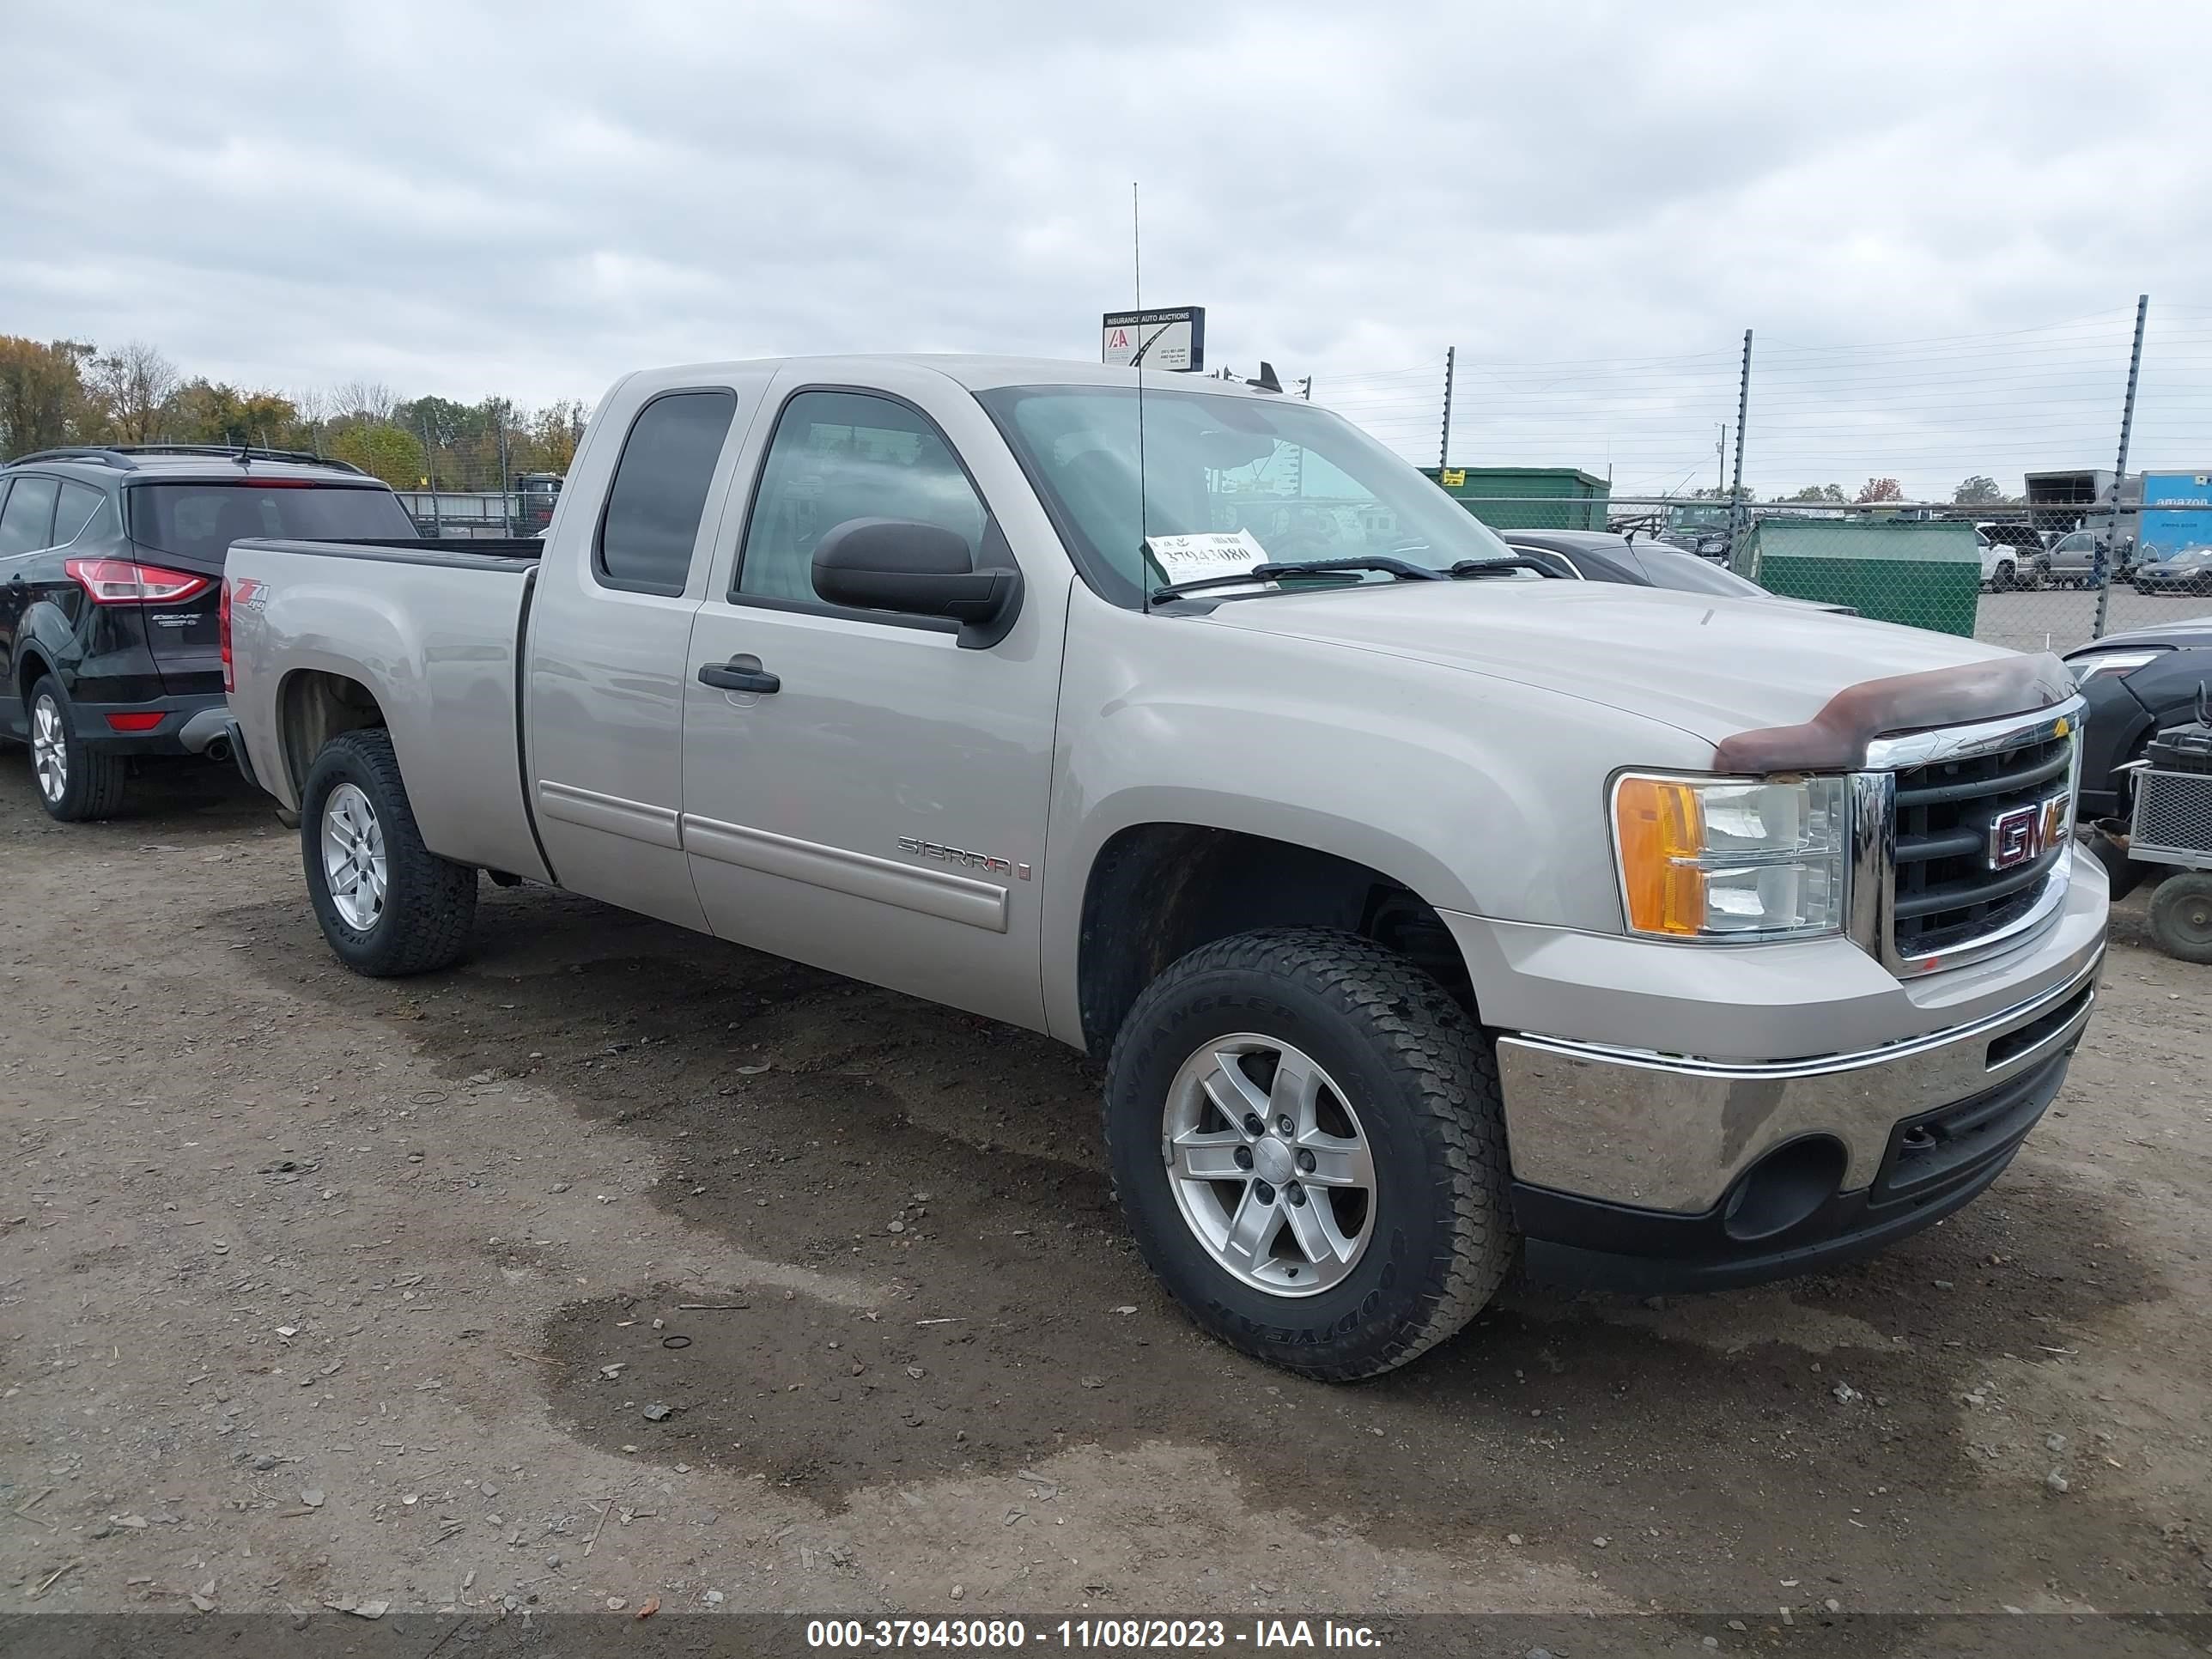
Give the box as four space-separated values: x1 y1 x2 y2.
2149 872 2212 965
1105 926 1513 1381
302 729 477 975
31 676 127 823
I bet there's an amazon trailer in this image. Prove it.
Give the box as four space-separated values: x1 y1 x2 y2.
2137 471 2212 560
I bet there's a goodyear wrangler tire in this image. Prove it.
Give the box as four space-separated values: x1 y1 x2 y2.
1104 927 1515 1380
300 728 477 976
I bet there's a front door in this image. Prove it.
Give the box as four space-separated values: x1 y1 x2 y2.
679 379 1063 1030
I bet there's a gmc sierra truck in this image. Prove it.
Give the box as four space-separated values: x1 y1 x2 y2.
221 356 2107 1380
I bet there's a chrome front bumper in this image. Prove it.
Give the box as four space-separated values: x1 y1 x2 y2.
1495 945 2102 1214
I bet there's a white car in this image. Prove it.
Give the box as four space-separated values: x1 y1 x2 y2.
1975 526 2024 592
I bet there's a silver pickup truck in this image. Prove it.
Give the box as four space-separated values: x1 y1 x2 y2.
222 356 2107 1380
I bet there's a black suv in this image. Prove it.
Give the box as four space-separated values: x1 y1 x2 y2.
0 446 417 821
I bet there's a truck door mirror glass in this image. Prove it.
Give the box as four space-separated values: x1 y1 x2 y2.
811 517 1022 649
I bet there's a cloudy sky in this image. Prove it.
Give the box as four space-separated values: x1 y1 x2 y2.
6 0 2210 496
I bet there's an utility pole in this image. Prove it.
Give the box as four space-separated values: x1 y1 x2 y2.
1438 347 1455 470
1297 376 1312 401
1716 424 1728 495
496 403 513 537
2093 295 2148 641
421 414 441 537
1729 327 1753 552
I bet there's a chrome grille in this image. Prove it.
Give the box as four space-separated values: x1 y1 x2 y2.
1847 699 2084 976
1887 729 2074 963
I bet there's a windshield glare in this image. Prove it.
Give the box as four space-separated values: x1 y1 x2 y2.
977 384 1513 605
1630 547 1770 596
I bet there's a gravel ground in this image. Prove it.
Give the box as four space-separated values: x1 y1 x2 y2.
3 750 2209 1626
1969 586 2204 655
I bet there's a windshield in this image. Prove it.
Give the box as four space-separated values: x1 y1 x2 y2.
129 481 418 562
975 383 1513 606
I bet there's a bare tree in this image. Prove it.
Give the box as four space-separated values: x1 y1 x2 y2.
88 341 178 443
331 380 397 422
293 386 333 455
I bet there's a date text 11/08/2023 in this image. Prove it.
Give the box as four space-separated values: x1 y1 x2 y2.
805 1619 1383 1650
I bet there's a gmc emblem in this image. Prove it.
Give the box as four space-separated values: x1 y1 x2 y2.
1989 793 2071 872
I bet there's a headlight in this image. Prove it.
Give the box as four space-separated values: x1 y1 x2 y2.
2069 650 2160 684
1612 774 1848 940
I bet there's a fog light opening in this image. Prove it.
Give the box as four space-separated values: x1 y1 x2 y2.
1722 1135 1848 1243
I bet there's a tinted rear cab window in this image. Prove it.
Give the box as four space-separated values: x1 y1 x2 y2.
127 482 418 566
596 390 738 594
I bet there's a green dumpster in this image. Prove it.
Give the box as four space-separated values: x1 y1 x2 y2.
1421 466 1609 532
1735 519 1980 637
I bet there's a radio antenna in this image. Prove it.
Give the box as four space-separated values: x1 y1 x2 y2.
1132 181 1152 599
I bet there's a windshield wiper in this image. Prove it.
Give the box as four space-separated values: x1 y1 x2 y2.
1150 555 1446 606
1449 556 1569 580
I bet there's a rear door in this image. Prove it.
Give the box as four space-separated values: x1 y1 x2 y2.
522 376 759 930
123 477 418 696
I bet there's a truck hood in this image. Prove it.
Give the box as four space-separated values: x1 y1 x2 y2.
1191 580 2018 747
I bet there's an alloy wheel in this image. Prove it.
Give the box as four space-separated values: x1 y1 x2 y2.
1160 1034 1376 1297
30 695 67 804
321 782 388 931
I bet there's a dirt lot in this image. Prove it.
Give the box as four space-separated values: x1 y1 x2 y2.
3 752 2210 1629
1968 586 2203 656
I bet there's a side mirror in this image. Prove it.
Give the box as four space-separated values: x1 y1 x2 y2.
811 518 1022 648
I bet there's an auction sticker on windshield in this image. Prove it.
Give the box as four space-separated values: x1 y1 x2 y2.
1144 529 1269 585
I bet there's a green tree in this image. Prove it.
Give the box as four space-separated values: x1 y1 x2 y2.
161 380 301 448
1778 483 1846 504
396 394 510 489
0 337 99 459
1952 475 2005 506
527 400 589 475
1856 477 1905 504
326 421 426 488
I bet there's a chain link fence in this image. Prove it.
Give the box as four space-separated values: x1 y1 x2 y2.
1419 493 2212 656
1324 299 2212 655
392 485 562 539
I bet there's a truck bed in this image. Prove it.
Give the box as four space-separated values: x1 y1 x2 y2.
223 537 551 883
240 534 546 567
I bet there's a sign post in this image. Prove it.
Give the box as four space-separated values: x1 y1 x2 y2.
1102 307 1206 373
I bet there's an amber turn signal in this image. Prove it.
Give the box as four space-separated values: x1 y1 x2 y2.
1613 775 1705 936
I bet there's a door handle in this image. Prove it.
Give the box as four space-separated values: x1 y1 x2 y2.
698 658 781 695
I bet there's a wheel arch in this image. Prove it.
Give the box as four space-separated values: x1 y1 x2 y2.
1072 820 1477 1055
275 667 388 803
16 641 55 705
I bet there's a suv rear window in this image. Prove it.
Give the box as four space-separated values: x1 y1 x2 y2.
128 482 418 562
